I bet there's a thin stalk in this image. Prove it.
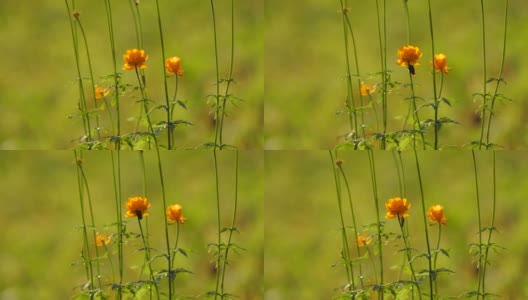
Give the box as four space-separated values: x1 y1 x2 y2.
170 76 180 148
366 150 384 299
338 0 359 147
213 150 226 299
219 151 240 296
129 0 143 49
210 0 222 149
65 0 92 147
75 18 102 142
170 223 181 296
413 150 434 299
138 151 153 299
485 0 509 149
398 216 422 299
375 0 388 149
337 161 364 288
110 151 123 299
433 223 442 295
471 150 484 300
154 0 172 149
103 0 121 149
329 151 354 292
74 151 94 295
481 151 497 296
137 217 160 299
478 0 488 149
77 154 104 290
403 0 410 45
218 0 236 147
134 67 155 147
408 73 425 150
426 0 439 149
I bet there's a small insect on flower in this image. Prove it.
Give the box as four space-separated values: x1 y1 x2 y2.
125 196 151 220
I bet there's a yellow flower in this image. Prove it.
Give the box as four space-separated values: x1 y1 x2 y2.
385 197 411 219
356 233 372 247
125 196 151 219
166 204 186 224
360 82 376 96
427 204 447 225
165 56 184 77
123 49 148 70
94 85 110 99
96 232 111 247
397 45 423 67
430 53 449 75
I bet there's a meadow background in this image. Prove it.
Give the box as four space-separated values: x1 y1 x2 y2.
0 0 263 149
0 151 263 299
265 151 527 299
265 0 528 149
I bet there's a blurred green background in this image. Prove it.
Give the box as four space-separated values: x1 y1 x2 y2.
0 0 263 149
0 151 263 299
265 0 528 149
265 151 527 299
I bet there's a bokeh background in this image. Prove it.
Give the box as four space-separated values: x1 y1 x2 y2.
0 0 263 149
0 151 263 299
265 0 528 149
265 151 527 299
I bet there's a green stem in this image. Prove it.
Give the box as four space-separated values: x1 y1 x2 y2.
433 223 442 296
478 0 488 150
210 0 222 149
154 0 172 149
219 151 240 296
337 161 364 288
329 151 354 292
170 223 181 297
485 0 509 149
481 151 497 296
408 73 425 150
413 150 434 299
137 217 160 299
398 215 421 299
367 150 383 299
103 0 121 149
471 150 484 300
110 151 123 299
375 0 387 149
213 150 224 299
427 0 439 150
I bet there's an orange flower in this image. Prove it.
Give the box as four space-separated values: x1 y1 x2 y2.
96 232 111 247
94 85 110 99
123 49 148 70
165 56 184 77
430 53 449 75
360 82 376 96
396 45 423 67
125 196 151 219
427 204 447 225
166 204 186 224
385 197 411 219
356 233 372 247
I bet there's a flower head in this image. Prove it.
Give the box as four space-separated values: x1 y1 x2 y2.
165 56 184 77
385 197 411 219
360 82 376 96
430 53 449 75
123 49 148 70
356 233 372 247
94 85 110 99
397 45 423 67
427 204 447 225
96 232 111 247
125 196 151 219
335 159 344 167
166 204 186 224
